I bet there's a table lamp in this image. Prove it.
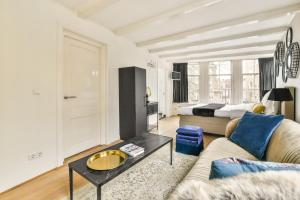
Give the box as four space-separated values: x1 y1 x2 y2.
268 88 293 115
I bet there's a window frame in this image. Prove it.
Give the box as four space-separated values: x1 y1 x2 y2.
241 59 260 103
208 61 232 104
187 63 201 103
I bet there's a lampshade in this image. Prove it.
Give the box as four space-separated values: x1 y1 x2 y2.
268 88 293 101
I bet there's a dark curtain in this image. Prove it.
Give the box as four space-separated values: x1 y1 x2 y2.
173 63 188 103
258 57 276 100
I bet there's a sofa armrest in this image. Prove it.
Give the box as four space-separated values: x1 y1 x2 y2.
225 118 240 138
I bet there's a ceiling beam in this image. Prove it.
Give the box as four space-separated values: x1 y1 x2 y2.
159 41 277 58
149 26 285 53
113 0 221 35
187 54 273 63
77 0 120 18
170 50 274 62
137 3 300 47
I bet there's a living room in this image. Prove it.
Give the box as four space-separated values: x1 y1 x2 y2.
1 0 300 199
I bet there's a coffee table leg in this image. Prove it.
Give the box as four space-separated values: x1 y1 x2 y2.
170 140 173 165
97 186 101 200
69 168 73 200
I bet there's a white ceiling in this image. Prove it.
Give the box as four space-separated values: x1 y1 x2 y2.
56 0 300 62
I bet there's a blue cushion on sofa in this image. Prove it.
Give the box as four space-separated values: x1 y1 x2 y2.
209 157 300 179
229 111 284 159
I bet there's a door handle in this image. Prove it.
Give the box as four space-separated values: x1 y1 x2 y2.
64 96 77 99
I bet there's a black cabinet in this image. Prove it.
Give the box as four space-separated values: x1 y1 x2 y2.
119 67 147 140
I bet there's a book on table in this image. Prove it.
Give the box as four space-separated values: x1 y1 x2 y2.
120 143 144 157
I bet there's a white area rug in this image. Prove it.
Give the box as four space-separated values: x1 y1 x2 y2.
62 145 198 200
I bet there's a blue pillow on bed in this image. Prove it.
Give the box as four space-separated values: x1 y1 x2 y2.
229 111 284 159
209 157 300 179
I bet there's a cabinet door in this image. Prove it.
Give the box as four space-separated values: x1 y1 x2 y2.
135 68 147 134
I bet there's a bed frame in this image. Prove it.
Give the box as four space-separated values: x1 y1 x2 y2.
179 115 230 136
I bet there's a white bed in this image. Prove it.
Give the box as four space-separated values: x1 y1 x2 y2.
177 87 295 136
177 103 254 119
177 103 255 136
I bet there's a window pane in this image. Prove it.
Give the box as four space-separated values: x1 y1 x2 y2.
188 64 200 75
254 74 259 89
243 89 259 103
188 76 199 102
209 75 220 94
220 75 231 90
243 75 256 89
219 61 231 74
242 60 255 73
209 62 219 75
254 60 259 73
208 61 231 104
242 59 260 103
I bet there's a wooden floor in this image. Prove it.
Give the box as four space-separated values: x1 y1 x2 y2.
151 116 219 149
0 116 219 200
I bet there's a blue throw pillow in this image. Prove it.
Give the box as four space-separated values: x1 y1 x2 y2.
209 157 300 179
229 111 284 159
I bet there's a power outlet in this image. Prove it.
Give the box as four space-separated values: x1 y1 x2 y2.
28 153 36 161
37 152 43 158
28 152 43 161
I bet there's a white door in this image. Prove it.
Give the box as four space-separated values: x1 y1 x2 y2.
63 36 101 158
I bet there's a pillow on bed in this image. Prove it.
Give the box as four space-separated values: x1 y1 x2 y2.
252 103 265 114
261 90 279 115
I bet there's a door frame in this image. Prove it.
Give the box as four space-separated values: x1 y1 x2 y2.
56 26 108 166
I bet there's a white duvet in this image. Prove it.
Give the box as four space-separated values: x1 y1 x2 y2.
177 103 254 119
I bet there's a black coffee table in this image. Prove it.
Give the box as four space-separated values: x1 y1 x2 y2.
68 133 173 200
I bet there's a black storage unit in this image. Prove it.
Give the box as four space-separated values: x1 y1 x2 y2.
119 67 147 140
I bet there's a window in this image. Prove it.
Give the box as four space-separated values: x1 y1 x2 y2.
242 60 260 103
188 63 200 102
208 61 231 104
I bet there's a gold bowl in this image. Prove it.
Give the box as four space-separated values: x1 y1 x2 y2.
87 150 128 171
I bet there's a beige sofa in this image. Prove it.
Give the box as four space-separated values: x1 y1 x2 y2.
177 119 300 184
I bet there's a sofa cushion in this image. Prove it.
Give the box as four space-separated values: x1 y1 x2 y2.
230 112 284 159
209 157 300 180
183 138 257 183
266 119 300 164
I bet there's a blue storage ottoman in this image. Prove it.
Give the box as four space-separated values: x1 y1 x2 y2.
176 125 203 156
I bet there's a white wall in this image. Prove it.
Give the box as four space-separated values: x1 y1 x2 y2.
0 0 165 192
165 63 174 116
276 13 300 122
